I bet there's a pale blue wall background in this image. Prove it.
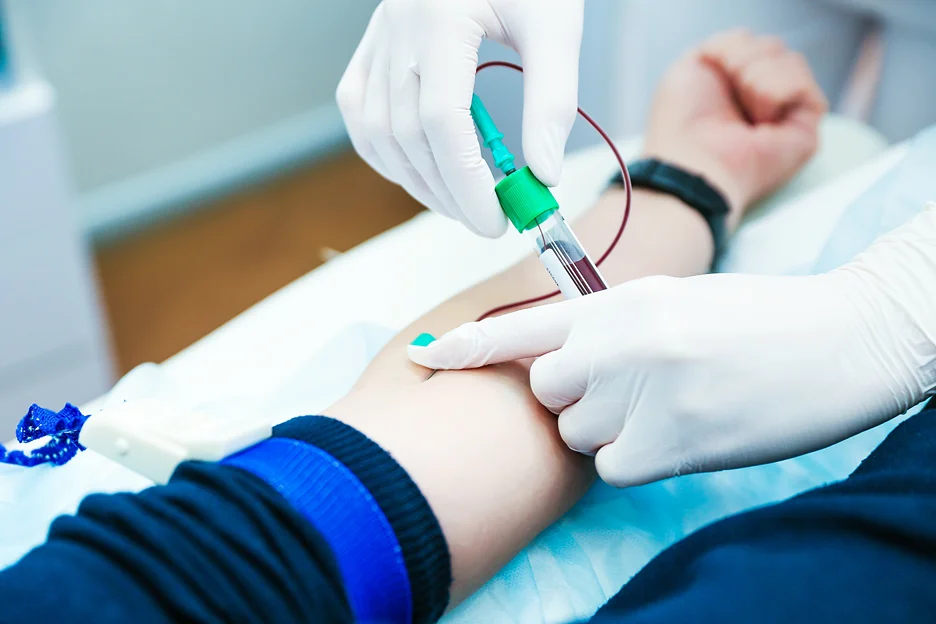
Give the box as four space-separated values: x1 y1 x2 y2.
5 0 383 238
6 0 379 194
6 0 931 240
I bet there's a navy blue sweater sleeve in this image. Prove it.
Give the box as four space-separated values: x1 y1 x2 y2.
0 416 451 624
14 401 934 623
589 404 936 623
0 461 351 622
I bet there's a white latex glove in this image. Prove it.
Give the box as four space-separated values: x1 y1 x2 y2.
336 0 585 238
409 205 936 487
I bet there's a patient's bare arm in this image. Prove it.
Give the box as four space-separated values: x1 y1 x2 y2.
328 31 826 603
328 188 717 601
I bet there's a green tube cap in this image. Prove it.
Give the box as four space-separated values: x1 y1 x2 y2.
495 166 559 232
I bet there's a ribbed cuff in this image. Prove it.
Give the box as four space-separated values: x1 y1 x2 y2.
274 416 452 624
222 438 411 623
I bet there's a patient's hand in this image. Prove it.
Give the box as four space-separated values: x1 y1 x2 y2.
643 30 828 226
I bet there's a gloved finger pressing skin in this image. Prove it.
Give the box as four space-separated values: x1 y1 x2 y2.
363 31 440 210
556 394 625 455
516 23 583 187
336 5 394 181
528 348 587 414
418 12 507 238
407 297 587 369
386 6 462 221
593 428 701 489
594 439 647 488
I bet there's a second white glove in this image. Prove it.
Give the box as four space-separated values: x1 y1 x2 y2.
409 205 936 487
336 0 585 238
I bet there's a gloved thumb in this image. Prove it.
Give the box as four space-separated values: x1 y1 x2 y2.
407 299 581 370
594 433 687 489
517 25 582 187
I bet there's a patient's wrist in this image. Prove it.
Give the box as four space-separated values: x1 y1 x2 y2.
639 147 749 226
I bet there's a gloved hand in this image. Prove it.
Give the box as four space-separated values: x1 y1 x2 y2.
336 0 585 238
409 206 936 487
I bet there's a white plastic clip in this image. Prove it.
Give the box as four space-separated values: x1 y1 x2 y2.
80 398 272 484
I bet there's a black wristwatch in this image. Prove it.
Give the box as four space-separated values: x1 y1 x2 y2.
611 159 730 262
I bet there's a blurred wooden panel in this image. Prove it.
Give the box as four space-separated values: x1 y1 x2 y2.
94 149 422 374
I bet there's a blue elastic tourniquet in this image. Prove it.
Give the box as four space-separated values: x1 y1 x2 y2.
0 404 88 467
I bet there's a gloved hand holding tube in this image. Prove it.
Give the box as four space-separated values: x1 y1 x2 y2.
336 0 585 238
410 205 936 487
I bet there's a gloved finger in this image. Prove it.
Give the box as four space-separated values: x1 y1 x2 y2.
594 435 685 489
388 32 461 221
407 298 585 369
555 387 629 453
528 349 586 414
593 408 711 488
363 30 440 212
516 24 583 187
336 5 393 181
418 13 507 238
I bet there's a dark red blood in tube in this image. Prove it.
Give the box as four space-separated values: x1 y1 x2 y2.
567 257 607 294
544 241 608 295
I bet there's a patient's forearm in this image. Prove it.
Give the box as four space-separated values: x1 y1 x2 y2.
356 188 715 387
326 187 721 602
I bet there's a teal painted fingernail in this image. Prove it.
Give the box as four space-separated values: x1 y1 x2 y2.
410 333 436 347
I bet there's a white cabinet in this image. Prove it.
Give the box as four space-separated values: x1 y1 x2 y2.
0 80 112 432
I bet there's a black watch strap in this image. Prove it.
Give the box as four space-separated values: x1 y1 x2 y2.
611 159 730 260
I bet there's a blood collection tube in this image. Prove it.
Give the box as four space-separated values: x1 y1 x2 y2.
495 167 608 298
471 93 607 299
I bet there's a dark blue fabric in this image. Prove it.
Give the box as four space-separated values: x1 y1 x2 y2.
589 403 936 623
223 437 412 623
273 415 451 621
0 415 449 624
0 460 352 623
7 399 936 624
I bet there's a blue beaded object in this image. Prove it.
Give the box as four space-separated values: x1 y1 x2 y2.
0 404 88 467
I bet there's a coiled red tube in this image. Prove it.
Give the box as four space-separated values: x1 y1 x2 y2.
474 61 632 321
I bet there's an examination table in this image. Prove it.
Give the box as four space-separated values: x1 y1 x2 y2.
9 116 935 623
